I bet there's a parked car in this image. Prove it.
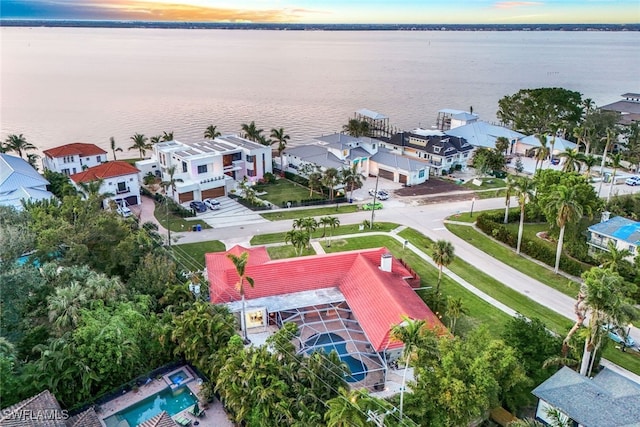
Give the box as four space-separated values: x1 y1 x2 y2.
625 176 640 186
603 324 636 349
189 201 208 213
203 198 221 210
362 202 383 211
116 206 132 218
368 189 389 200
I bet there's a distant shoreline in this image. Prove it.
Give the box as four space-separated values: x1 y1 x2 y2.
1 20 639 32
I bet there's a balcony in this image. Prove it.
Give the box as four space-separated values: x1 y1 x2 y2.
224 160 244 172
587 237 610 251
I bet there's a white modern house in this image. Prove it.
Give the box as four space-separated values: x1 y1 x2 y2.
285 133 431 186
587 214 639 262
136 135 272 204
42 143 108 176
0 153 55 210
69 161 141 208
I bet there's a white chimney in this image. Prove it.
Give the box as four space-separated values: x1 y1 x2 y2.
380 253 392 272
601 211 611 223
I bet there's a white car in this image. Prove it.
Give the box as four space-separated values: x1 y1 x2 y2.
203 198 221 210
625 176 640 186
117 206 132 217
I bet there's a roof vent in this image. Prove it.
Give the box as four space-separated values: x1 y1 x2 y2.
380 253 392 272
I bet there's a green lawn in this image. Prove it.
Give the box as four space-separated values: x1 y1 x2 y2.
256 179 316 207
260 204 359 221
153 201 211 232
250 222 398 245
503 222 556 250
266 245 316 260
462 177 507 190
445 224 581 298
172 240 226 269
475 188 508 199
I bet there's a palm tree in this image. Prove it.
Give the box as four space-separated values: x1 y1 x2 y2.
495 136 510 155
325 388 388 427
504 176 516 224
582 155 598 178
162 131 174 141
326 216 340 247
270 127 290 173
342 119 370 138
606 153 622 203
26 153 40 170
431 240 455 294
597 127 616 197
241 121 264 142
47 283 88 334
204 125 221 139
597 240 632 271
514 178 535 255
298 217 318 248
445 296 467 334
4 134 37 158
549 185 584 274
150 135 163 145
110 137 122 161
558 148 584 173
129 133 151 159
227 251 255 343
322 168 340 200
77 179 111 206
532 134 549 172
284 229 308 256
319 216 331 242
161 165 183 247
308 170 323 198
341 164 365 201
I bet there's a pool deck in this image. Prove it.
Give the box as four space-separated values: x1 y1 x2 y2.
97 365 232 427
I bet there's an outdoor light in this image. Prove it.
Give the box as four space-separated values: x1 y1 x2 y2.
470 197 476 218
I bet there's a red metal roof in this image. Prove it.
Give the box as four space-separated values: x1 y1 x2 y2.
43 143 107 158
69 161 139 183
206 246 444 351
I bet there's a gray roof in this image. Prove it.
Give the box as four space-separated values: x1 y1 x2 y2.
452 112 478 121
348 147 372 161
316 133 361 149
356 108 388 120
371 149 430 172
589 216 640 245
286 145 348 169
445 121 525 149
0 390 66 427
518 134 577 151
532 367 640 427
600 100 640 115
0 154 54 210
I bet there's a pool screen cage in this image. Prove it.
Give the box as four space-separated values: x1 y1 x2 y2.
277 301 387 390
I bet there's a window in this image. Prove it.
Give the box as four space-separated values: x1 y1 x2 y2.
117 182 127 193
246 155 255 162
433 146 441 153
630 245 636 254
96 156 101 162
419 169 425 178
197 165 208 174
61 168 70 176
182 161 187 173
247 169 256 177
372 144 376 149
63 155 74 163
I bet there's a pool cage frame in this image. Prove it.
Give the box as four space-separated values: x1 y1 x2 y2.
276 301 387 390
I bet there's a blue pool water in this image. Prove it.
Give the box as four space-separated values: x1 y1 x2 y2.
103 386 197 427
305 333 368 382
169 370 188 385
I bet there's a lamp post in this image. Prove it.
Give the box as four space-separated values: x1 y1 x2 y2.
470 197 476 218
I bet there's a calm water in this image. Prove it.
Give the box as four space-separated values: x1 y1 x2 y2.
1 28 638 157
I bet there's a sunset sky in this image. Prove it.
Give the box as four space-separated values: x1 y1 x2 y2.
1 0 638 24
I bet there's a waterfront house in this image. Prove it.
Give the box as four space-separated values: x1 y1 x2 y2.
516 134 577 158
599 92 640 126
42 143 107 176
69 161 141 208
0 153 55 210
587 214 639 262
443 120 525 153
136 135 271 204
532 366 640 427
207 245 443 390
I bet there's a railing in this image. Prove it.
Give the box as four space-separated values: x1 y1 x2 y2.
587 237 610 251
116 187 130 194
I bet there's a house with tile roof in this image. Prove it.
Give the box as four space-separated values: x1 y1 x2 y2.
599 93 640 126
532 366 640 427
285 133 431 186
42 143 108 176
382 131 474 175
206 246 443 389
0 390 101 427
137 411 179 427
0 153 55 210
69 160 141 208
137 135 272 204
587 215 640 262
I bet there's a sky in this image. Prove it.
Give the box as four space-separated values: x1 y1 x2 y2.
1 0 639 24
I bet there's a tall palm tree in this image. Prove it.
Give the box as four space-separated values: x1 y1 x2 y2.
319 216 331 242
308 170 323 198
204 125 221 139
322 168 340 200
150 135 163 145
597 240 632 272
299 217 318 248
270 127 290 173
549 185 584 274
110 136 122 161
341 164 365 201
606 153 622 203
241 121 264 142
26 153 40 170
431 240 455 294
161 165 183 247
532 134 549 172
445 296 467 334
129 133 151 159
284 229 308 256
162 131 174 142
226 251 255 343
597 127 616 197
558 148 584 173
495 136 510 155
4 134 37 158
326 216 340 247
504 176 516 224
582 154 598 178
515 178 535 254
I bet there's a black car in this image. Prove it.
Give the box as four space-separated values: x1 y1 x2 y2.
189 201 207 213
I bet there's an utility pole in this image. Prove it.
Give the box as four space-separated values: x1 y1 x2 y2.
370 173 380 229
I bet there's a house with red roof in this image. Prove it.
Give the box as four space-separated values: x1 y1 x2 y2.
206 245 444 389
42 143 108 176
69 161 141 208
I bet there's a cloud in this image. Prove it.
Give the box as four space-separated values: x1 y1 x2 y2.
494 1 543 9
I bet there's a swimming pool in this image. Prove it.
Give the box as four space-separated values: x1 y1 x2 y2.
168 369 189 385
305 333 368 382
103 386 197 427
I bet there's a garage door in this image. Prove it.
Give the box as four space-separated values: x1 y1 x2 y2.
399 174 407 184
178 191 194 203
202 187 225 199
378 169 394 181
124 195 139 206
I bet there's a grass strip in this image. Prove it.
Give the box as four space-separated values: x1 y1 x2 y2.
250 222 398 245
260 205 359 220
153 202 211 232
172 240 226 269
